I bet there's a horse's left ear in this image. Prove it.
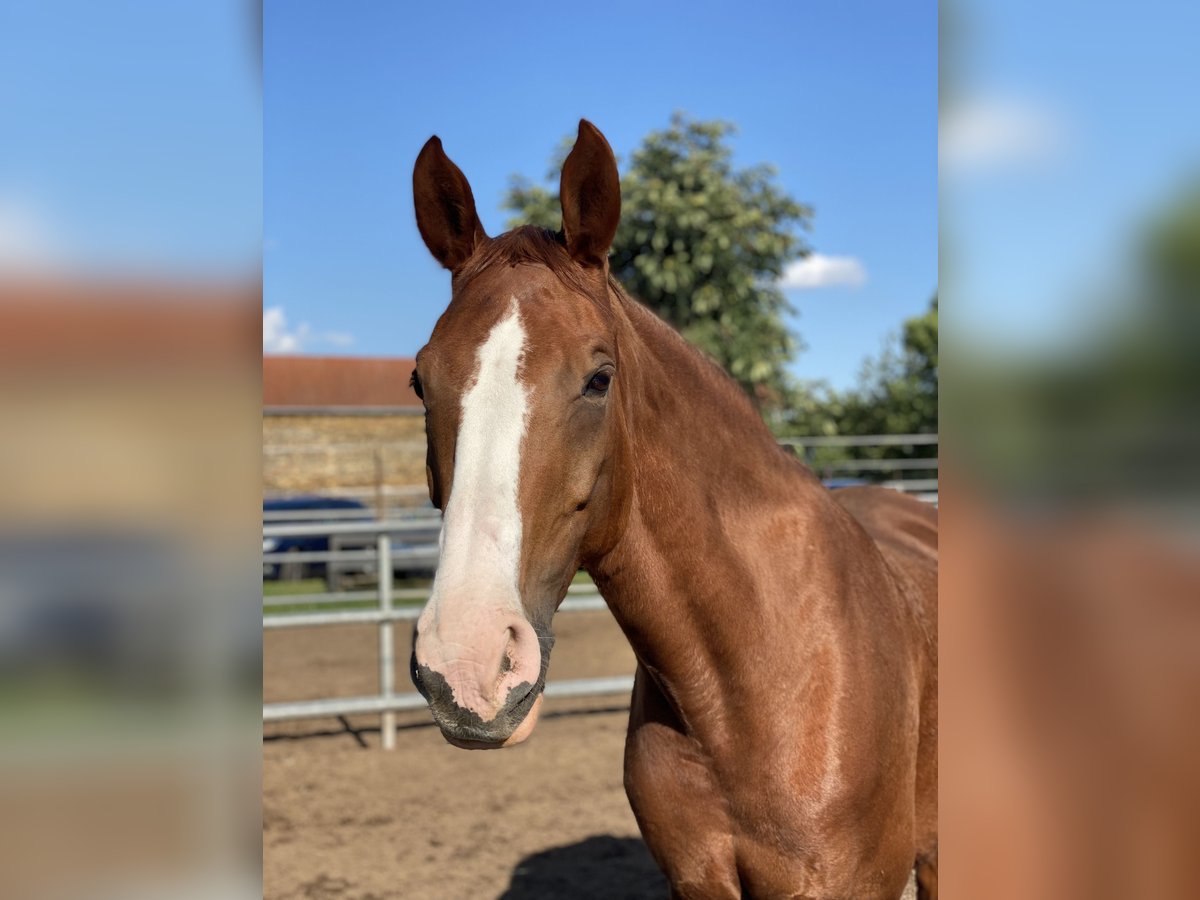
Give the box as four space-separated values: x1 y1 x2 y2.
560 120 621 268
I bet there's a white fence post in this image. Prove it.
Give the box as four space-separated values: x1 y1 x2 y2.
378 534 397 750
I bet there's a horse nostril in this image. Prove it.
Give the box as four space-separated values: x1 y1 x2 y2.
575 500 588 512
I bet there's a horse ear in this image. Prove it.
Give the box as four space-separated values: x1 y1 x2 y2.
413 136 487 273
559 120 621 268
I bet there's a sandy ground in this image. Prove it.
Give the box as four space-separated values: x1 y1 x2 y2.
264 611 664 899
264 609 918 899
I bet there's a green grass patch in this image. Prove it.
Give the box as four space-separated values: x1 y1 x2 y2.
262 578 327 597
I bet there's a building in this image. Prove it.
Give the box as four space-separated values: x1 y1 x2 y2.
263 356 428 504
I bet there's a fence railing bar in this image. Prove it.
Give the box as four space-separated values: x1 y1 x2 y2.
879 478 939 491
263 549 378 564
263 581 601 610
779 434 938 448
264 608 417 628
263 547 438 565
264 588 418 607
263 509 441 523
264 519 442 538
262 676 636 724
815 459 940 472
266 485 430 498
263 594 609 630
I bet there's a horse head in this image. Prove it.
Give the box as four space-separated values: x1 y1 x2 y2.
409 121 629 748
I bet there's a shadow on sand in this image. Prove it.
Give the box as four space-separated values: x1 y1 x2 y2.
499 835 667 899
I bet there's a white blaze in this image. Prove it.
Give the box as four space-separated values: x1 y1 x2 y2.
428 297 528 617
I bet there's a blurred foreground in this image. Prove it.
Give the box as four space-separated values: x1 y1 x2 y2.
1 0 1198 897
1 2 261 897
941 1 1200 895
0 280 262 898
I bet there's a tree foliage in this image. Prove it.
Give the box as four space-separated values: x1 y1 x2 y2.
777 295 939 447
950 181 1200 501
504 113 812 405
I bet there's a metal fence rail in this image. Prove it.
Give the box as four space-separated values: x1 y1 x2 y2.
263 507 441 523
263 434 938 746
262 528 631 748
263 519 443 538
263 581 604 610
263 677 636 723
778 433 938 448
265 593 609 628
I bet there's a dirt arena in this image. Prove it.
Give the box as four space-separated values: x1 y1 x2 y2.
264 609 919 899
264 609 667 899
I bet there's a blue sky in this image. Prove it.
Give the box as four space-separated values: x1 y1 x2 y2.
0 1 260 275
6 2 1198 391
264 1 938 389
943 0 1200 352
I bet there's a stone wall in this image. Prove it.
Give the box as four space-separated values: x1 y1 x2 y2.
263 413 427 495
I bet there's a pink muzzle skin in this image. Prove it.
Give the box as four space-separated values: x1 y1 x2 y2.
412 603 547 746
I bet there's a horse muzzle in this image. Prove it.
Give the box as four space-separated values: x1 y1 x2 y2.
410 608 553 748
411 656 545 747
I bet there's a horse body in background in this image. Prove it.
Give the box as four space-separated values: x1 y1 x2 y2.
408 121 937 899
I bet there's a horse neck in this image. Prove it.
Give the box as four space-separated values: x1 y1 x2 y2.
585 291 840 712
610 293 803 491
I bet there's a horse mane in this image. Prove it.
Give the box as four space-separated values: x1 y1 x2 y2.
456 226 617 312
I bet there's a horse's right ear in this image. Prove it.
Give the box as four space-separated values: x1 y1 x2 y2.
560 120 621 268
413 136 487 273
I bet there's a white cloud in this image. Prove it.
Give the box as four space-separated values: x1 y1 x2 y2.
263 306 301 353
0 200 59 271
263 305 355 354
780 254 868 290
940 95 1066 173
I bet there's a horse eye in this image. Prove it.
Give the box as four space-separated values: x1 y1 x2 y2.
584 370 612 396
410 370 424 401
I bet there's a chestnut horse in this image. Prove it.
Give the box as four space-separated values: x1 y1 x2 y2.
408 121 937 899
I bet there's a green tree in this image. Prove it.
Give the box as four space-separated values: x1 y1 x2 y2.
504 113 812 406
948 182 1200 502
858 293 938 436
777 295 939 453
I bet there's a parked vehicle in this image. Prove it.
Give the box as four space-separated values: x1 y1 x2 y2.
262 496 371 581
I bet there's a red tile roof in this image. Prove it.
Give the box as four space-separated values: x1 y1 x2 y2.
263 355 422 410
0 277 258 372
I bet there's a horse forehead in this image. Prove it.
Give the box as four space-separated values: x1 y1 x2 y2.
424 298 514 384
464 295 590 358
451 296 527 386
523 292 602 339
430 272 603 387
511 281 610 353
